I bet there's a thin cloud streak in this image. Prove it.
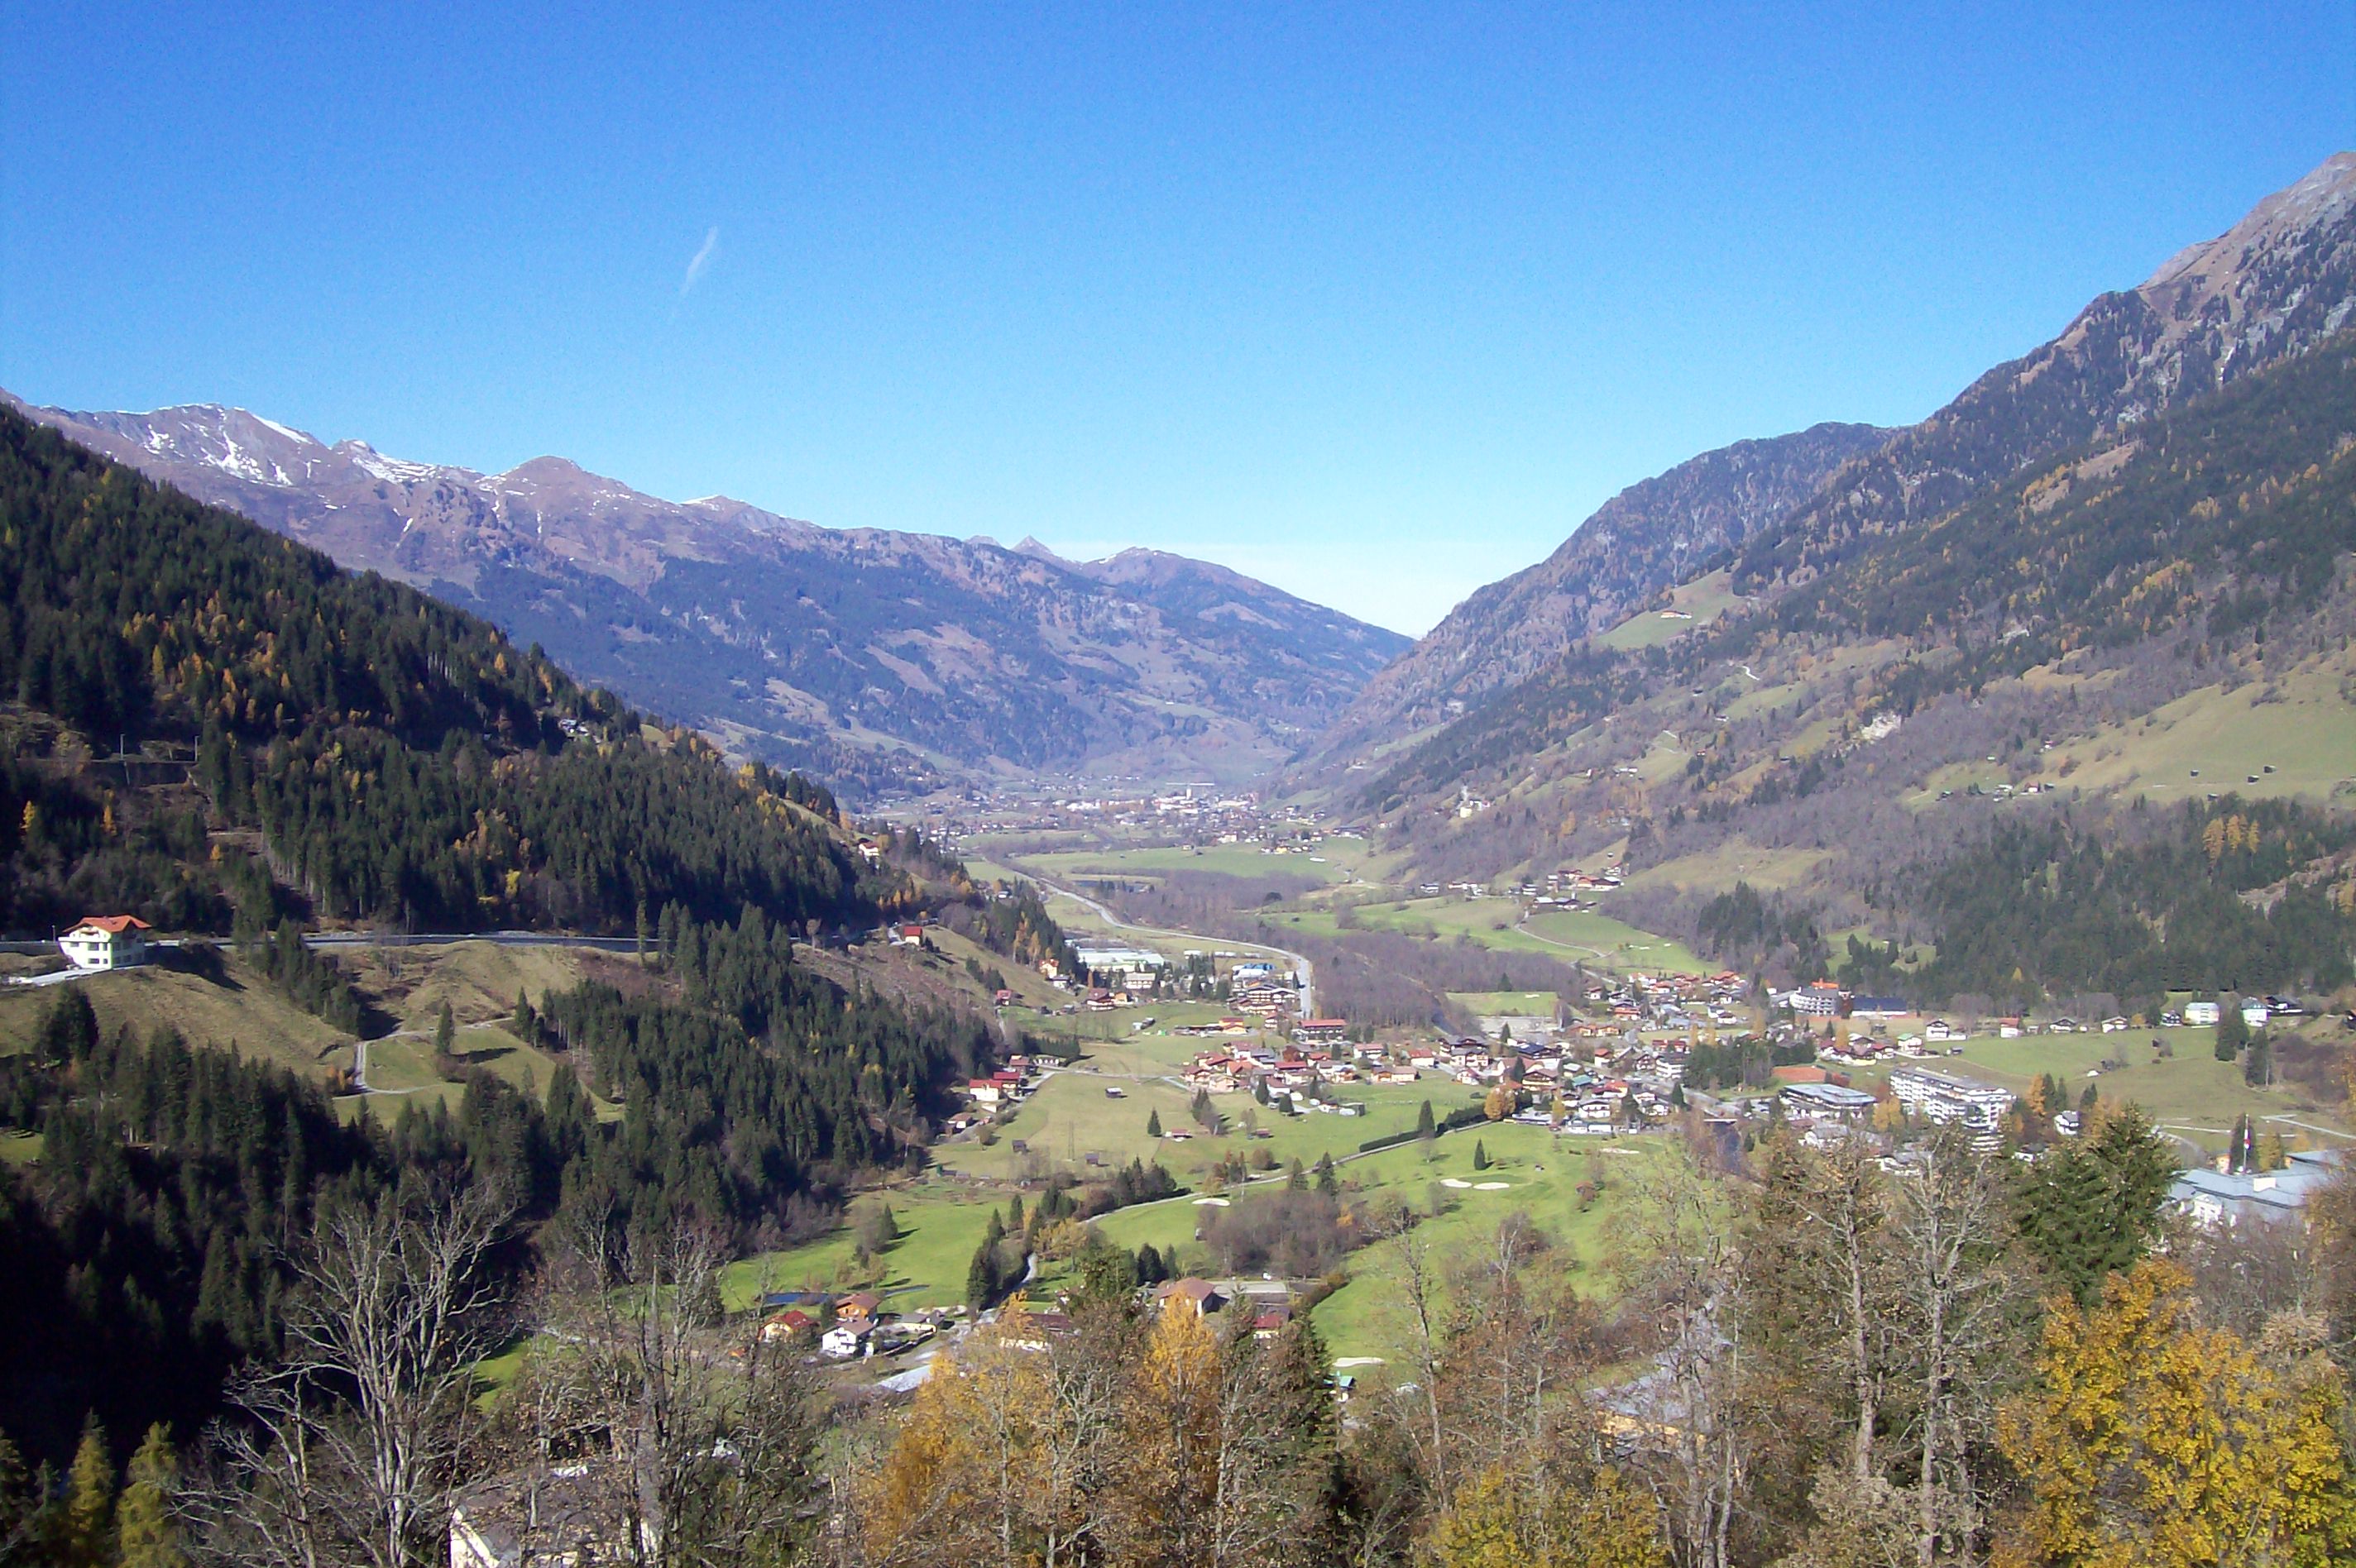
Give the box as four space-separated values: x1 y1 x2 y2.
679 227 720 295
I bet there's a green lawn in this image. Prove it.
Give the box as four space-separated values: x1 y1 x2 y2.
1616 838 1833 901
1303 1130 1661 1362
0 1130 41 1167
2027 660 2356 806
1019 844 1351 886
0 961 351 1079
1252 896 1705 978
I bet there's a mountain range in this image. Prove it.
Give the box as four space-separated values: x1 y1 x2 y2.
1317 151 2356 772
1324 150 2356 969
0 394 1409 796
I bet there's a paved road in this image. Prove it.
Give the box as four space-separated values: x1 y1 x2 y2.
1032 878 1318 1020
303 930 643 954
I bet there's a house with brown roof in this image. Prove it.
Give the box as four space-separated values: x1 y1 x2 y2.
1153 1277 1226 1317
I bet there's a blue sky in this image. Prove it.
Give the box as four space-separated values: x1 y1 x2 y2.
4 4 2350 633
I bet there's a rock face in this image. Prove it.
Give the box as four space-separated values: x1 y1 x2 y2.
1317 151 2356 762
2 397 1409 795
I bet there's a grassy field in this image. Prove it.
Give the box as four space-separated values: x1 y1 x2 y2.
0 1130 41 1166
1093 1124 1668 1362
1594 570 1749 651
0 960 350 1079
2028 661 2356 806
1018 844 1352 886
721 1183 1011 1311
945 1067 1478 1186
1616 838 1832 900
338 941 615 1034
1448 991 1560 1017
726 1116 1668 1363
1250 895 1706 978
1521 908 1710 974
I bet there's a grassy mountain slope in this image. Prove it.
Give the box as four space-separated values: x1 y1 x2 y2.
1350 331 2356 1007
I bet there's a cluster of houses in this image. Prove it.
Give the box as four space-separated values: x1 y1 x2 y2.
758 1289 947 1360
1584 971 1752 1031
953 1055 1045 1131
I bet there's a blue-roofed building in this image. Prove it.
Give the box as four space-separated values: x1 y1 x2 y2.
2169 1150 2344 1229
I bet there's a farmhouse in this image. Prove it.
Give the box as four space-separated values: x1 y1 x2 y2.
59 915 152 972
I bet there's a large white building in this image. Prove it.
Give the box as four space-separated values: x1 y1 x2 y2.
59 915 151 972
1070 944 1166 975
1887 1067 2014 1151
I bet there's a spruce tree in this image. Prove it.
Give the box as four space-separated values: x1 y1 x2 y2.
1147 1107 1163 1138
1416 1098 1436 1138
965 1242 1000 1311
1314 1153 1338 1196
1286 1157 1307 1192
1473 1140 1489 1171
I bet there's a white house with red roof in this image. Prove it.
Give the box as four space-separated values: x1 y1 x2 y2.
60 915 151 972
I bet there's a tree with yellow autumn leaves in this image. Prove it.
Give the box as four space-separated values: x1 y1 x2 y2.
1993 1259 2354 1568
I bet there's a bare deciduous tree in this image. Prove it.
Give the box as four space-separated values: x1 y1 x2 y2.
184 1183 509 1568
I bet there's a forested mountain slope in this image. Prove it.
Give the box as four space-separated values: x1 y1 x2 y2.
1354 327 2356 1008
4 395 1409 794
0 404 1080 1470
1735 151 2356 591
0 402 870 938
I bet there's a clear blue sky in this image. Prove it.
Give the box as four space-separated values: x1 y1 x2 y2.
4 3 2350 633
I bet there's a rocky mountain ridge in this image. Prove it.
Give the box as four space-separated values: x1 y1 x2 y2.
4 395 1409 796
1311 151 2356 774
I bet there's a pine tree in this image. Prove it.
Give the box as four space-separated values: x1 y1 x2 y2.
1286 1158 1307 1192
116 1424 182 1568
1314 1153 1338 1196
433 999 457 1063
1416 1098 1436 1138
1472 1140 1489 1171
2215 1000 2249 1061
1147 1108 1163 1139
